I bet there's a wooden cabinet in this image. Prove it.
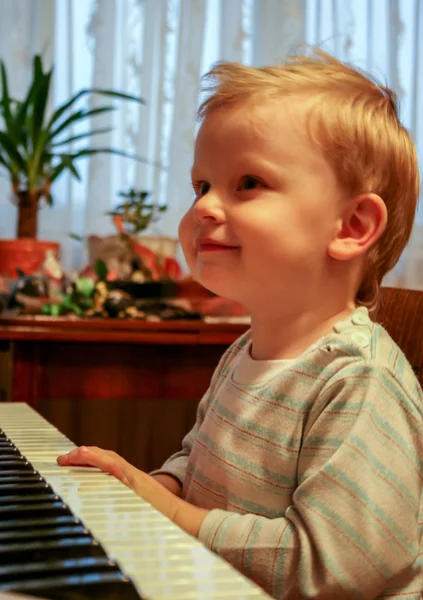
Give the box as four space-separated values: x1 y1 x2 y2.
0 317 247 472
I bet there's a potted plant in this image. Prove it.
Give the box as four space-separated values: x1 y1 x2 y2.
108 188 168 235
88 188 180 286
0 54 144 278
90 188 213 302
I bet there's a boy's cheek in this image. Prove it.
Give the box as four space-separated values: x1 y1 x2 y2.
178 219 196 270
178 212 191 242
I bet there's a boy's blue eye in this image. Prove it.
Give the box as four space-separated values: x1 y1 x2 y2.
238 176 261 190
192 176 262 199
197 181 210 196
200 182 210 195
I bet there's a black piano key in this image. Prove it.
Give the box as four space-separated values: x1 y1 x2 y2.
0 474 43 483
0 446 20 455
0 536 105 562
0 500 70 519
0 492 59 504
1 572 142 600
0 459 34 470
0 453 25 461
0 515 80 531
0 524 88 543
0 556 118 583
0 429 142 599
0 482 51 496
0 469 39 477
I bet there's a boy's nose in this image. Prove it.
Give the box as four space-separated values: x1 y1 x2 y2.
193 191 225 223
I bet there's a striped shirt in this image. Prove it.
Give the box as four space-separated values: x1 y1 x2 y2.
154 307 423 599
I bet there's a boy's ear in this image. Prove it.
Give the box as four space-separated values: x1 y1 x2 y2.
328 193 387 261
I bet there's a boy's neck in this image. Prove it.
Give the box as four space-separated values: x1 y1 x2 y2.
249 302 356 361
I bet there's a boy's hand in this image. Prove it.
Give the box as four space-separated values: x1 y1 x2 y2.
57 446 178 521
57 446 210 537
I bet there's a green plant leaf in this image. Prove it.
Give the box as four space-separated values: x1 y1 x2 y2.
0 56 150 216
48 159 71 183
48 106 116 141
69 147 149 163
69 233 84 242
48 87 144 130
47 90 92 128
0 69 29 148
0 152 11 170
0 61 13 132
48 154 81 183
67 159 81 180
50 127 113 147
29 60 53 145
90 88 145 103
95 258 108 281
15 69 43 134
50 304 61 317
32 56 43 80
28 127 51 181
70 304 83 316
14 55 53 128
0 131 26 171
75 277 95 297
48 163 65 183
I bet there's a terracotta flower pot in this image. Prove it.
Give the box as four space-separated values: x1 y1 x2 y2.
0 239 60 278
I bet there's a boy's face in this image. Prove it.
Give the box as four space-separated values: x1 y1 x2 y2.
179 100 345 312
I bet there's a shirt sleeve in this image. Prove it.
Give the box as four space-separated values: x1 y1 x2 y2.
198 362 422 599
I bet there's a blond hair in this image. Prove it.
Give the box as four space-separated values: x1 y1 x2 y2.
198 49 420 308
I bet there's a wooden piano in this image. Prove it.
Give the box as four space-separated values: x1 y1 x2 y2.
0 403 270 600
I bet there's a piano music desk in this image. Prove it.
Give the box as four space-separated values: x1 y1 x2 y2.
0 316 248 472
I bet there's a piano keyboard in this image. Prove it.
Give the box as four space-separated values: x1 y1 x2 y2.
0 403 271 600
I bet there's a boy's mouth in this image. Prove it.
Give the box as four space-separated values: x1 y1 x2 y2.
196 237 238 252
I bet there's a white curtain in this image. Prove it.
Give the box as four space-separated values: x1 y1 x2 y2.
0 0 422 289
305 0 423 290
0 0 56 249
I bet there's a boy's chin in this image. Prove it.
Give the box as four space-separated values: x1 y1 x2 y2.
203 287 244 308
196 272 240 303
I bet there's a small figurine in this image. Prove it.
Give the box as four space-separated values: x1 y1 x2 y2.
41 277 95 317
103 289 134 318
8 270 49 313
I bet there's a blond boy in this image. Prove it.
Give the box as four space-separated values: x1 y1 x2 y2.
59 50 422 599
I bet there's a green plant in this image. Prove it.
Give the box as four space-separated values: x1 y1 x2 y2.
41 276 95 317
0 55 145 239
107 188 167 235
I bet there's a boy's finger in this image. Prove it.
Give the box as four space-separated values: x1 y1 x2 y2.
57 446 99 467
57 446 137 490
57 446 117 472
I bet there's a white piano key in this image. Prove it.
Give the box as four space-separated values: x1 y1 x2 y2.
0 403 272 599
